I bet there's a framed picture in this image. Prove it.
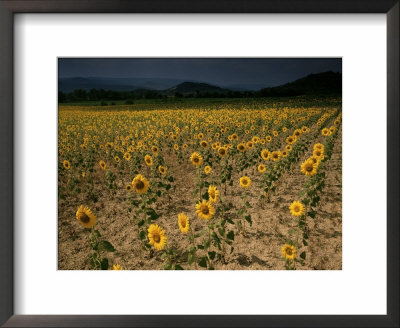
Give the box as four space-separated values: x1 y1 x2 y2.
0 1 398 327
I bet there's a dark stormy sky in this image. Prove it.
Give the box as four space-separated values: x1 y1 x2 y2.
58 58 342 87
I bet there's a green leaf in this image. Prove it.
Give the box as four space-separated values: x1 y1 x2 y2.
227 230 235 241
245 201 253 208
208 251 216 260
100 258 109 270
197 244 204 250
138 220 145 227
307 210 316 219
139 230 146 240
99 240 115 252
198 257 207 268
245 214 252 226
226 219 235 225
300 251 306 260
175 264 184 270
166 184 171 191
94 230 101 238
303 239 308 246
168 176 174 182
156 190 162 197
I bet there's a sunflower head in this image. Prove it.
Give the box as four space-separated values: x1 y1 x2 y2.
99 160 107 170
158 165 167 175
289 201 305 217
271 151 281 162
113 264 123 270
313 143 324 152
114 156 120 163
132 174 150 194
63 160 71 170
151 145 159 154
178 213 190 234
190 152 203 167
237 143 246 152
301 159 317 176
204 165 212 174
322 128 330 136
286 136 296 144
246 141 254 149
313 149 324 159
285 145 292 152
218 147 228 157
282 244 296 261
258 164 266 173
76 205 97 229
208 185 219 204
148 224 167 250
125 184 133 192
123 152 131 161
195 200 215 220
200 140 209 149
261 149 270 161
266 136 272 143
144 154 153 166
239 176 251 188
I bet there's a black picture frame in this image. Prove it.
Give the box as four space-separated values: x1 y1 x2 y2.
0 1 398 327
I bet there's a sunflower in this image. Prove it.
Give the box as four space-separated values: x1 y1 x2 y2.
321 128 330 136
195 200 215 220
271 151 281 162
144 154 153 166
301 159 318 176
99 160 107 170
272 130 278 137
123 152 131 161
200 140 209 149
286 136 296 144
313 143 324 152
113 264 123 270
246 141 254 149
76 205 97 229
261 149 270 160
204 165 212 174
293 129 302 137
309 156 321 165
329 126 336 134
334 119 340 126
289 201 305 217
125 184 133 192
239 176 251 188
218 146 228 157
178 213 190 233
174 144 179 151
148 224 167 250
151 145 159 154
208 185 219 203
281 244 296 260
132 174 150 194
301 126 308 133
282 127 287 132
158 165 167 175
281 150 288 157
237 143 246 152
258 164 266 173
114 156 120 163
285 144 292 152
313 149 324 160
265 135 272 143
63 160 71 170
190 152 203 167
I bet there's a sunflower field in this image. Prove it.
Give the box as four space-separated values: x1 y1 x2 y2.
58 98 342 270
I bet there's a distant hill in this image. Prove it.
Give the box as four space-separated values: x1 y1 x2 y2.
58 71 342 103
165 82 230 96
258 71 341 97
58 77 193 92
